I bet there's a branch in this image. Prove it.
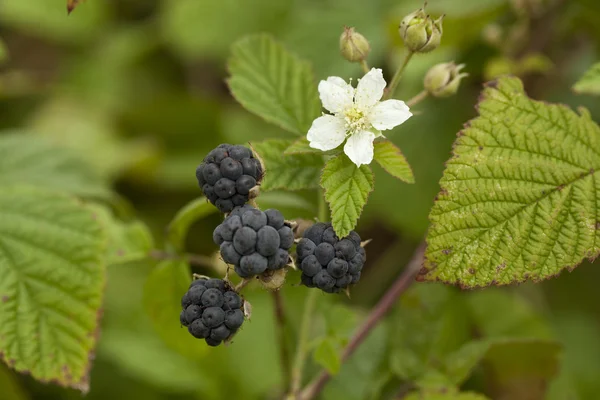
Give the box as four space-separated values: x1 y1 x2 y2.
301 243 426 400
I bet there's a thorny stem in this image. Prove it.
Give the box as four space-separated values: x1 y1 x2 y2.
300 243 426 400
150 250 214 269
359 59 370 74
406 90 428 108
271 290 292 392
385 51 414 100
290 289 319 397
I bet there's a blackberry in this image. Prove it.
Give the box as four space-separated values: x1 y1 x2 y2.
179 278 245 346
296 222 365 293
214 206 293 279
197 144 263 213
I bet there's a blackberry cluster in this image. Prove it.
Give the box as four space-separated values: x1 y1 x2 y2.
196 144 263 213
180 278 245 347
297 222 365 293
214 205 293 278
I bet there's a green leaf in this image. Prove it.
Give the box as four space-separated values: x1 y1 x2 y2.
284 137 321 155
483 339 562 399
252 139 323 191
404 390 490 400
443 340 492 386
166 197 218 252
423 76 600 287
321 154 374 238
89 205 154 265
373 139 415 183
143 260 208 359
0 187 106 391
313 337 341 375
573 62 600 95
0 133 111 199
228 34 321 135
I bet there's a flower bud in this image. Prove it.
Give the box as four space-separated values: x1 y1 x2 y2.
399 4 443 53
339 26 371 63
423 62 468 98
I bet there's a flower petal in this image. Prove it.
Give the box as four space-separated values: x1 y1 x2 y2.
368 99 412 131
355 68 386 110
307 115 347 151
344 130 375 167
318 76 354 114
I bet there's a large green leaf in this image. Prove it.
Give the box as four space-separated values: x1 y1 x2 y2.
143 260 208 359
423 76 600 287
321 154 374 237
373 139 415 184
0 133 111 199
228 34 321 135
0 187 106 391
573 62 600 95
252 139 323 191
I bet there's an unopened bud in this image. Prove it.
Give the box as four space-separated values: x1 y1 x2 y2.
424 62 468 98
340 27 371 62
399 4 443 53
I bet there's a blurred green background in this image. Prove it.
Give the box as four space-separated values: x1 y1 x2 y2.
1 0 600 399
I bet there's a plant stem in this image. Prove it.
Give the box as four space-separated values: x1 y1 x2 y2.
406 90 428 107
290 289 319 397
301 243 426 400
235 278 252 291
385 51 414 100
360 60 370 74
271 290 291 392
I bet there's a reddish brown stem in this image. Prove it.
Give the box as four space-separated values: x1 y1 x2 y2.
301 243 426 400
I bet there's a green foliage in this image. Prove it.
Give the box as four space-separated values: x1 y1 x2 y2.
373 139 415 183
228 34 321 135
573 62 600 95
0 133 111 199
0 187 106 391
253 139 323 191
321 154 375 237
166 197 218 252
143 261 209 359
423 76 600 287
0 38 7 64
90 205 154 266
313 337 341 375
284 137 323 155
404 390 490 400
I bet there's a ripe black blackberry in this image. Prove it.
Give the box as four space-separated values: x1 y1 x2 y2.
297 222 365 293
196 144 263 213
180 278 245 346
214 205 293 278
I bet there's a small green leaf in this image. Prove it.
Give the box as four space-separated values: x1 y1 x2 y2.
313 337 341 375
423 76 600 287
0 187 106 391
228 34 321 135
252 139 323 191
90 205 154 265
143 260 208 359
373 139 415 183
321 154 374 238
0 133 111 199
166 197 218 252
443 340 492 386
573 62 600 95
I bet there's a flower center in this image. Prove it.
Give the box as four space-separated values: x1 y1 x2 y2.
342 106 368 134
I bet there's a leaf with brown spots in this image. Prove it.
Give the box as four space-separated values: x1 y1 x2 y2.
423 76 600 287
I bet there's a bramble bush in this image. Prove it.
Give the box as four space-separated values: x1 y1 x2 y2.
1 0 600 399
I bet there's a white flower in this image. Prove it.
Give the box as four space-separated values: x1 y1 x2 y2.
307 68 412 167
